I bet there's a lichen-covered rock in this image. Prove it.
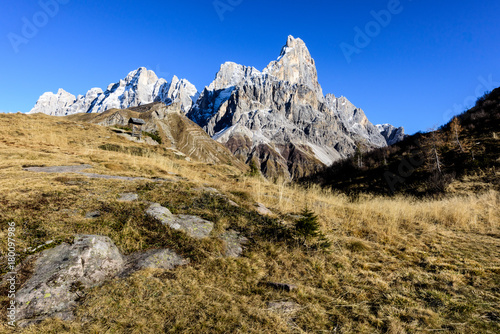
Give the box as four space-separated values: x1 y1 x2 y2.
219 230 248 257
16 235 124 325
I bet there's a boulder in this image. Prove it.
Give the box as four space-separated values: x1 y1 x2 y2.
219 230 248 257
16 235 124 325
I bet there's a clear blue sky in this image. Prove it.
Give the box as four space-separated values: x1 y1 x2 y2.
1 0 499 134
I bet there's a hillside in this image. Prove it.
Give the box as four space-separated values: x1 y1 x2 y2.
65 102 247 170
0 112 499 333
303 88 500 196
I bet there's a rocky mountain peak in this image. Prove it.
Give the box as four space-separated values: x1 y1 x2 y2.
264 35 323 100
376 124 406 145
124 67 160 87
208 62 261 91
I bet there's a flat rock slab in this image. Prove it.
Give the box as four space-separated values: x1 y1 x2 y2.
146 203 214 239
24 165 177 183
118 193 139 201
220 230 248 257
255 202 274 216
268 301 301 314
120 249 189 277
23 164 92 173
16 235 124 326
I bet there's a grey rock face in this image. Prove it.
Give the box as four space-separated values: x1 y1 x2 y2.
219 230 248 257
15 235 189 326
188 35 389 178
28 68 197 116
146 203 214 239
16 235 124 325
376 123 406 145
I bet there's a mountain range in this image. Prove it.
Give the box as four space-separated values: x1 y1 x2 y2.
28 36 405 178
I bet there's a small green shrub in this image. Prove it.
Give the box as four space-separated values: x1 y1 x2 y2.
143 131 162 144
294 207 331 249
248 159 260 177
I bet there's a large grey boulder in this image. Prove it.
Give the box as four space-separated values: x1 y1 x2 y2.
146 203 214 239
16 235 124 325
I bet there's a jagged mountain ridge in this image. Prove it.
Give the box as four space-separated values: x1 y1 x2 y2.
188 36 400 177
29 68 198 116
28 35 405 178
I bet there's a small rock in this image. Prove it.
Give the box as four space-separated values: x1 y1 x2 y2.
175 215 214 239
118 192 139 201
266 282 298 292
255 202 274 216
227 199 239 207
268 301 301 314
146 203 214 239
121 249 189 277
85 210 101 218
219 230 248 257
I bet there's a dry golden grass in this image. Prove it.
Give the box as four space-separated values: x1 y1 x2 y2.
0 113 499 333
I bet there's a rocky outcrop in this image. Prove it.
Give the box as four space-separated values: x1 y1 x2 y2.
376 124 406 145
28 68 197 116
15 235 190 326
188 35 388 178
16 235 125 325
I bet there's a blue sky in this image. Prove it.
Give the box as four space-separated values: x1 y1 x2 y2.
1 0 499 134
